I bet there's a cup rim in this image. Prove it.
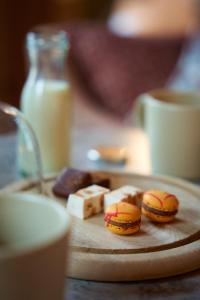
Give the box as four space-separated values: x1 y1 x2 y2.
146 89 200 110
0 192 70 259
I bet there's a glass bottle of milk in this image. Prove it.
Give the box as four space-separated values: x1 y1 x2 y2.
19 30 72 175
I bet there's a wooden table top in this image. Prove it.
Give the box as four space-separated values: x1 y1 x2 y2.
1 94 200 300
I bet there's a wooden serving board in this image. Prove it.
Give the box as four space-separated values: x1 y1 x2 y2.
3 171 200 281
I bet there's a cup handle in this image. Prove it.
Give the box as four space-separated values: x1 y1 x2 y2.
133 94 147 129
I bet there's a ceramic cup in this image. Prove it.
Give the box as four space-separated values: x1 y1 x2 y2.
134 89 200 179
0 192 70 300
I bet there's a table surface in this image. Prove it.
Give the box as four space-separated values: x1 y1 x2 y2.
1 94 200 300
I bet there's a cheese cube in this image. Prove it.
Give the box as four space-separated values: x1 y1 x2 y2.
66 184 109 219
104 185 142 211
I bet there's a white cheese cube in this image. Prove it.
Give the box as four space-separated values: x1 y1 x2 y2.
66 184 109 219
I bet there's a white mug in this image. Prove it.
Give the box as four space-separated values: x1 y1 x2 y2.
134 89 200 179
0 192 70 300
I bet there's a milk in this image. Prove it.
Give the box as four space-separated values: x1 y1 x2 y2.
19 79 72 175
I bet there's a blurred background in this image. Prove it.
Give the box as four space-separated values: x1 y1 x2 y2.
0 0 113 107
1 0 200 118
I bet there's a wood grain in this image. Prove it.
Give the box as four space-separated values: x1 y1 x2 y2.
3 171 200 281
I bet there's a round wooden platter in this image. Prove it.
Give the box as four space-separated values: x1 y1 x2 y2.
2 171 200 281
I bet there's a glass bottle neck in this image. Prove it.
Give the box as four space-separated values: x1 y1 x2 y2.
28 47 68 80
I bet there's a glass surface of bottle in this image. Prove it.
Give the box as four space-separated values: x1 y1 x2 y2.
20 30 72 175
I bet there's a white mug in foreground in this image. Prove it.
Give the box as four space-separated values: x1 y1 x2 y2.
0 192 70 300
134 89 200 179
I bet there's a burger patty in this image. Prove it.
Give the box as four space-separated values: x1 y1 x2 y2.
108 218 141 229
142 202 177 216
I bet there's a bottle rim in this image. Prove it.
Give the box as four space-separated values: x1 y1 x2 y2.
26 29 69 50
